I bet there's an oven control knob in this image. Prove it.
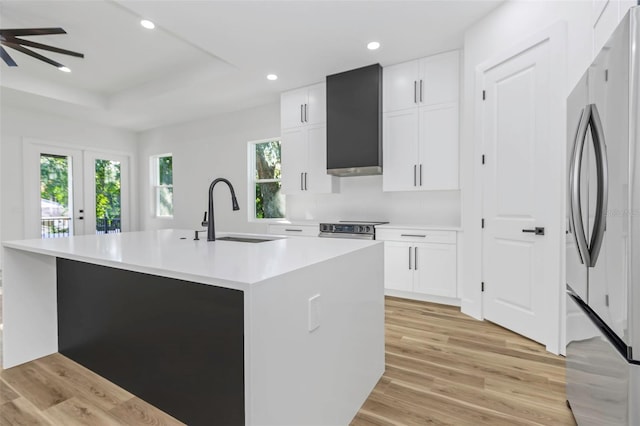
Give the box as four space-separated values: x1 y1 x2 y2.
365 226 372 232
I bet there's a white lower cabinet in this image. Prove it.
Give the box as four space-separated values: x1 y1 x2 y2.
267 223 319 237
378 227 458 303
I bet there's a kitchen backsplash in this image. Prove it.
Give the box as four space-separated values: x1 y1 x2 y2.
285 175 460 225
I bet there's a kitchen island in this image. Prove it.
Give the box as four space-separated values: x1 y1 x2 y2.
2 229 385 425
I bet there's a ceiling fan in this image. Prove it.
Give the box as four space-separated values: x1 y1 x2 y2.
0 27 84 70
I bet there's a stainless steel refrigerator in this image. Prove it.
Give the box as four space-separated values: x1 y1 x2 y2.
566 6 640 425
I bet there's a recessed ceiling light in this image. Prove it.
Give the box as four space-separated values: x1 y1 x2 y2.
58 66 71 73
367 41 381 50
267 74 278 81
140 19 155 30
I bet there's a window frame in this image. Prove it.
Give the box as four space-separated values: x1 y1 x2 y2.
247 138 285 222
151 153 173 219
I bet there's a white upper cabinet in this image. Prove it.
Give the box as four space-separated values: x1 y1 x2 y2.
280 82 338 195
281 127 308 195
383 50 460 192
383 60 420 112
306 83 326 125
421 51 459 105
383 50 459 112
382 109 420 192
281 83 326 129
419 103 459 190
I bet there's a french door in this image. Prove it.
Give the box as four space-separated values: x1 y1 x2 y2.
24 142 130 239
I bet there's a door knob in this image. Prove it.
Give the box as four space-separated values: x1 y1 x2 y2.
522 227 545 235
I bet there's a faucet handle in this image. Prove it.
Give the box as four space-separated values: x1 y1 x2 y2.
201 211 208 227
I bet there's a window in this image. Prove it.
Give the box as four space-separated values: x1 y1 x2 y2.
249 139 284 220
152 154 173 217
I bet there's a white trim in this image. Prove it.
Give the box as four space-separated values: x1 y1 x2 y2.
472 22 567 354
150 153 173 218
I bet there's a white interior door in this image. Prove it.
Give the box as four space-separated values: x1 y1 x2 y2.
480 29 563 348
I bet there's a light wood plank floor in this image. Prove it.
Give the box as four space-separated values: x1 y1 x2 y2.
0 296 576 425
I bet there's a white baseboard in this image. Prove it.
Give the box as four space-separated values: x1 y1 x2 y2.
384 289 460 307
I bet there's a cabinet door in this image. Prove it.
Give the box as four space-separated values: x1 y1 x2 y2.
306 124 337 194
281 88 308 130
418 103 459 190
383 242 414 292
383 109 420 192
419 50 459 106
383 60 419 112
413 243 457 297
280 127 308 195
306 83 326 125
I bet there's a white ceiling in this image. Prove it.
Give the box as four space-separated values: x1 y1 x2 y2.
0 0 503 132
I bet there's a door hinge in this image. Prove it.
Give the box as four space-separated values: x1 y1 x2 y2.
605 294 609 307
482 154 485 165
605 69 609 82
481 282 485 292
481 218 485 229
482 90 486 100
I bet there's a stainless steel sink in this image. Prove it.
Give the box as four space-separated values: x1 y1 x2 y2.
216 236 274 243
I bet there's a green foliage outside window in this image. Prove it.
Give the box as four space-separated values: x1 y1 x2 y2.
40 154 69 211
254 141 284 219
95 159 121 219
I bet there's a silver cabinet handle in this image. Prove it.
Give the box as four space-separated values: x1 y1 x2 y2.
300 104 304 123
305 103 308 122
420 79 423 103
588 103 608 268
414 81 417 103
414 165 417 186
408 246 412 270
300 172 304 191
570 106 591 266
419 164 423 186
304 172 308 190
285 228 303 232
414 246 418 270
401 234 426 238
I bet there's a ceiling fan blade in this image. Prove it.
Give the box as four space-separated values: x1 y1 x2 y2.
7 37 83 58
2 41 64 68
0 28 66 37
0 46 17 66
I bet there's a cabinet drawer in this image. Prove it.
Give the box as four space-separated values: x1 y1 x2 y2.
376 229 455 244
268 224 318 237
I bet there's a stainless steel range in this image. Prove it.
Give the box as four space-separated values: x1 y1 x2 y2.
318 221 388 240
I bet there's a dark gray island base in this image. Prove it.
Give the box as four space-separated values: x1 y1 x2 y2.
56 258 245 425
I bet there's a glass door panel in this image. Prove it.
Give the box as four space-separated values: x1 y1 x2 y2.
94 159 121 234
40 154 74 238
83 151 130 235
24 143 84 239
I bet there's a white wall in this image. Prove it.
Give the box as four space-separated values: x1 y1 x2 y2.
0 105 138 266
459 0 635 319
137 103 281 235
287 178 460 225
138 100 461 236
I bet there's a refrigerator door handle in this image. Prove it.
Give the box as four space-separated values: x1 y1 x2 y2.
587 103 608 267
570 105 591 266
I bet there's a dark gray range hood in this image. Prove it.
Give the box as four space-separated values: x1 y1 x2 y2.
326 63 382 177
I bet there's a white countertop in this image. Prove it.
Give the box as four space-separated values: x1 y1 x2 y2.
2 229 380 290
